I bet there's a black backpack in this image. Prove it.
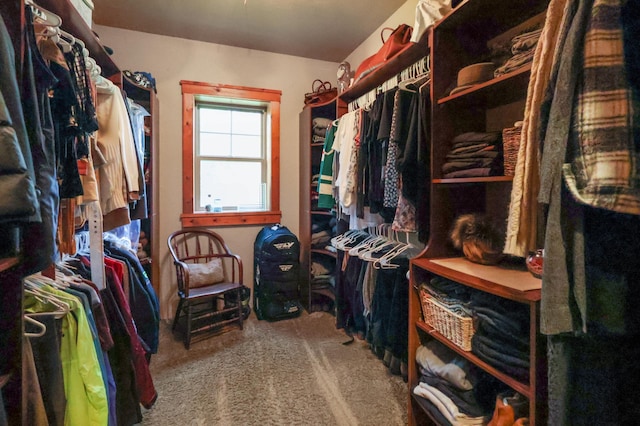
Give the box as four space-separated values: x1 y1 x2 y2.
253 224 302 321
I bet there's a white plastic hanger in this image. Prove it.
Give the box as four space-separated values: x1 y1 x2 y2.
372 230 422 269
25 0 62 27
23 284 70 319
24 315 47 338
56 29 76 53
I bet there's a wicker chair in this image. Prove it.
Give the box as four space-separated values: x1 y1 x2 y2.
167 228 244 348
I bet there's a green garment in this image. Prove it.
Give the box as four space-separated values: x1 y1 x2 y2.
26 285 109 425
317 122 338 209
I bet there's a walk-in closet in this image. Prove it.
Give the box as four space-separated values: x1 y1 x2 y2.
1 0 639 425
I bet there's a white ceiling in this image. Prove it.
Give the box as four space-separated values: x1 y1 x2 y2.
93 0 407 62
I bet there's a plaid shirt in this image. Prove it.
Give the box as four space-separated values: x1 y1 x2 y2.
563 0 640 215
64 43 99 134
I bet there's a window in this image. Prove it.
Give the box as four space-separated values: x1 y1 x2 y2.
181 81 281 227
196 105 266 212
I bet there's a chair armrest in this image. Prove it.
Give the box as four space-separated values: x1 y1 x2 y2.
173 260 191 293
230 253 243 284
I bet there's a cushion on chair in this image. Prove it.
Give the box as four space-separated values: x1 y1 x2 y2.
187 259 225 288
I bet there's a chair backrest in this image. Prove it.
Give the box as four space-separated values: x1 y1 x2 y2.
167 228 242 294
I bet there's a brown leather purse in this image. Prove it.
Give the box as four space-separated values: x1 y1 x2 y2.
354 24 413 83
304 79 338 107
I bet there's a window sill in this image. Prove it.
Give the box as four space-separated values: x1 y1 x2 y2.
180 211 282 227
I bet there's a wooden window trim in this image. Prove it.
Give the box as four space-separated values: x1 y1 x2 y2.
180 80 282 227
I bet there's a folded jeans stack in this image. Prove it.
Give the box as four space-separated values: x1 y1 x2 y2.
423 276 473 317
470 292 530 382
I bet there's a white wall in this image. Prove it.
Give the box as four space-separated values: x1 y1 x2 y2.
93 0 416 319
94 25 338 318
344 1 417 72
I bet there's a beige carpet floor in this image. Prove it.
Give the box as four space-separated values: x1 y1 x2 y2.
140 311 408 426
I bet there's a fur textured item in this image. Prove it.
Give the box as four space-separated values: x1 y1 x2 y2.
450 214 504 265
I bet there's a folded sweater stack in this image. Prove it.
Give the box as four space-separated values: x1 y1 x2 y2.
442 132 503 178
413 341 504 425
494 28 543 77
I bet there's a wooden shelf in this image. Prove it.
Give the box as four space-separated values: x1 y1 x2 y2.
437 64 532 108
311 210 334 216
123 75 153 98
0 257 19 274
433 176 513 184
303 95 339 110
410 393 446 425
435 0 548 35
310 285 335 298
412 257 540 303
311 248 337 258
300 98 342 313
415 319 532 397
339 30 430 104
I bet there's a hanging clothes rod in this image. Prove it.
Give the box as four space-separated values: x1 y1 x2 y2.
348 56 430 112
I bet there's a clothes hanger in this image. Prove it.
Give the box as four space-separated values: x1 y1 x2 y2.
359 226 402 262
24 315 47 338
25 0 62 27
56 260 78 276
26 275 85 311
342 230 372 251
104 231 134 252
373 243 414 269
54 269 82 286
335 229 369 251
350 224 389 255
372 230 422 269
25 272 67 290
23 284 70 318
74 230 91 256
56 29 76 53
348 232 382 256
331 229 360 250
58 29 75 44
360 239 400 263
36 24 58 39
398 56 431 92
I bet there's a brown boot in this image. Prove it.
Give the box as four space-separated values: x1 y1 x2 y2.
487 396 515 426
504 393 528 420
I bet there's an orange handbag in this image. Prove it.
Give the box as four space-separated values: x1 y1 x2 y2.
354 24 413 83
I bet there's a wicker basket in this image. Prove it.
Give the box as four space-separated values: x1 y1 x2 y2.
502 125 522 176
419 286 475 351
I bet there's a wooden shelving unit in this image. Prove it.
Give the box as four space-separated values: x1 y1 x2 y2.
122 76 160 294
408 0 550 424
298 98 345 312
